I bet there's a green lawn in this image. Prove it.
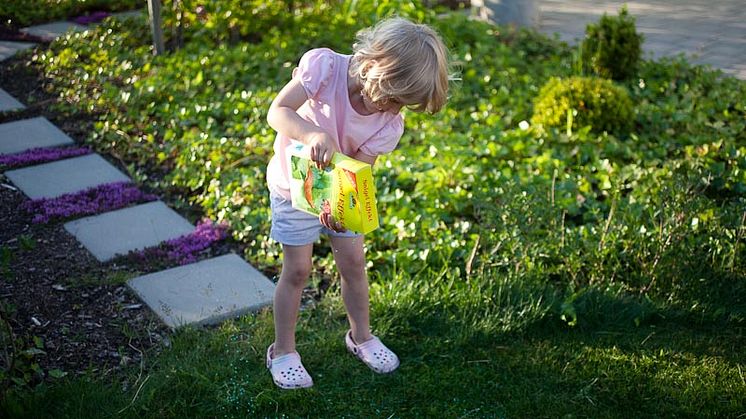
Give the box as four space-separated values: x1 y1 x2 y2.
4 299 744 417
2 0 745 417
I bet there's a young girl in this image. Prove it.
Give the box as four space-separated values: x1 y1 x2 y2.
265 16 450 389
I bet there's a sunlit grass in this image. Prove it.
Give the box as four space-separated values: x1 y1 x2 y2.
4 294 744 418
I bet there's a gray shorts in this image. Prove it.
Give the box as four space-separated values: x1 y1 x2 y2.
269 189 361 246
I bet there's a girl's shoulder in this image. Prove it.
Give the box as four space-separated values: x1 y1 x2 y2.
295 48 346 99
299 47 346 68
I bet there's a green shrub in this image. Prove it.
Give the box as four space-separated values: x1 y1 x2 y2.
581 6 643 80
531 76 634 135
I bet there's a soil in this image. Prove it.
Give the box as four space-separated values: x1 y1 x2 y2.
0 46 328 386
0 25 47 44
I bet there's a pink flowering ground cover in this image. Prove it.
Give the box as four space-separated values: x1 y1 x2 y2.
21 181 157 223
133 218 230 265
0 146 92 169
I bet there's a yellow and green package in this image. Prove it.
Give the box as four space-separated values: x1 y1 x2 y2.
286 143 379 234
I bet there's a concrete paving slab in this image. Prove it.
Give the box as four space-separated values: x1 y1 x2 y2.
127 253 275 328
20 21 86 41
64 201 195 262
4 154 130 199
0 117 75 155
0 88 25 112
0 41 36 61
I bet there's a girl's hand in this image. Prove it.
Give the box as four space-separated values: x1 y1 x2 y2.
319 212 346 232
307 132 339 169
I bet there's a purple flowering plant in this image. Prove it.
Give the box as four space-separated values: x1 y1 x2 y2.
71 11 111 25
0 146 91 169
22 181 157 223
133 218 230 265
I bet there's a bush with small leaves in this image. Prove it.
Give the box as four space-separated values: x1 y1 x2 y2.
531 76 634 135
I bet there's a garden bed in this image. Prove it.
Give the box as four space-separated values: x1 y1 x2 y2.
0 183 168 381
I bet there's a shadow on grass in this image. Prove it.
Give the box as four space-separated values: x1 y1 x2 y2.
2 275 744 418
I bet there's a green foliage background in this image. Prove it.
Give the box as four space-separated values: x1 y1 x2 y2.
32 0 746 325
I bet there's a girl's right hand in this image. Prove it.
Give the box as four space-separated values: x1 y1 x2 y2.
307 132 339 168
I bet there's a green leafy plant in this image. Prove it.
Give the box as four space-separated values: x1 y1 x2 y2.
0 301 48 392
581 5 644 80
531 76 634 135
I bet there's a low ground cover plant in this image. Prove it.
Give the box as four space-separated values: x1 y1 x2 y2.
0 146 91 169
21 181 157 223
2 0 744 416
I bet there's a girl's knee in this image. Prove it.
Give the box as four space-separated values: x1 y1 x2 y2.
281 263 312 287
338 257 367 282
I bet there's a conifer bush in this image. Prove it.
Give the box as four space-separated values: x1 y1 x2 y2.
531 76 634 135
581 6 643 80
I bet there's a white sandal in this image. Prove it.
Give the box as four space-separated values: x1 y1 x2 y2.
266 343 313 389
345 330 400 374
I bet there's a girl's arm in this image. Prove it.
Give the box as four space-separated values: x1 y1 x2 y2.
352 151 377 166
267 78 339 166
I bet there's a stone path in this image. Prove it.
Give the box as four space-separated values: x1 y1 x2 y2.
536 0 746 79
0 117 74 154
64 201 195 262
0 88 25 112
0 41 35 62
5 153 130 199
0 92 274 329
128 254 276 328
19 21 87 41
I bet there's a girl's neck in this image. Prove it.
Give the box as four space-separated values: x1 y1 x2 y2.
347 73 378 116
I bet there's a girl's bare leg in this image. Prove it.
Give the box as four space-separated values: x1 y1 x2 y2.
272 243 314 357
330 236 372 344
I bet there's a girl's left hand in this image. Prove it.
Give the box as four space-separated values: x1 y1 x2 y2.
319 212 346 232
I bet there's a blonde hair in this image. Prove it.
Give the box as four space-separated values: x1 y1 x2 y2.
349 17 450 114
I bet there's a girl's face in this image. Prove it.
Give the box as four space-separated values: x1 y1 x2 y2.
361 88 404 115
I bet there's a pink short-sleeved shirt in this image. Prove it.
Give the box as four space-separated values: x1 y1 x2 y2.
266 48 404 198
